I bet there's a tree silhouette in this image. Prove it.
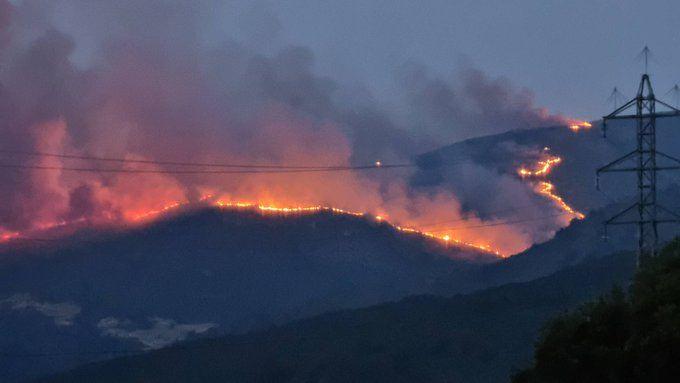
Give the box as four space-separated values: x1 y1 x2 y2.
513 238 680 382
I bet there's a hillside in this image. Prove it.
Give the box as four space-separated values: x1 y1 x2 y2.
36 249 636 383
411 121 680 294
5 121 680 382
514 239 680 382
433 186 680 296
413 120 680 216
0 208 487 382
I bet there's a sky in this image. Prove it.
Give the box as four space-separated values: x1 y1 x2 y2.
220 0 680 120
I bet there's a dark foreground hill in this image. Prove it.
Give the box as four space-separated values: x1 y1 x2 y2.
514 239 680 382
0 208 488 382
432 191 680 296
37 250 636 383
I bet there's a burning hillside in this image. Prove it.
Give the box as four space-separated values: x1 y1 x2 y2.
0 0 591 257
517 152 585 221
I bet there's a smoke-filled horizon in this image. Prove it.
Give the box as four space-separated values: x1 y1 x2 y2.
0 0 584 255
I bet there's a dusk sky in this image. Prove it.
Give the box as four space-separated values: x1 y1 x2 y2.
36 0 680 121
228 0 680 120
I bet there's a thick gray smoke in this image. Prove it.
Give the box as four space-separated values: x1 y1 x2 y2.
397 61 570 142
0 0 574 255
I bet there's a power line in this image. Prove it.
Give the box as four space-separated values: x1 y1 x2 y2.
0 162 412 175
0 150 482 173
426 212 574 232
415 204 544 228
0 149 382 170
0 153 483 175
0 150 580 249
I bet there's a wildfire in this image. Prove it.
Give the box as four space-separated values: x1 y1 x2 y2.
1 141 591 259
2 195 502 257
211 199 502 256
517 157 562 177
568 120 593 132
536 182 585 219
131 201 184 221
0 230 21 241
120 195 505 256
517 154 585 220
0 143 589 259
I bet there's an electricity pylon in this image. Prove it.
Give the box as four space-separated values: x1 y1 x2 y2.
607 87 625 109
597 64 680 265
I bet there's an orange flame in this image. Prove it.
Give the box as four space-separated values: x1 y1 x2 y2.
210 199 503 256
518 157 562 177
536 182 585 219
568 120 592 132
517 154 585 220
3 195 502 257
1 149 586 259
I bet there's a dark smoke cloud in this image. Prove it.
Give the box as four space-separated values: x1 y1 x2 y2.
0 0 423 232
397 61 570 142
0 0 574 255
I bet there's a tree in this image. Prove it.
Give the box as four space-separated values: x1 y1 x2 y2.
513 238 680 382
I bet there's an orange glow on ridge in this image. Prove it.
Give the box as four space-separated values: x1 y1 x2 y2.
4 195 503 257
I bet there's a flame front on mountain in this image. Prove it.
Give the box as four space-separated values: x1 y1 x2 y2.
517 154 585 220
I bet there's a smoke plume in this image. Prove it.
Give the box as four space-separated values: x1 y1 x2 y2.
0 0 577 255
397 61 571 142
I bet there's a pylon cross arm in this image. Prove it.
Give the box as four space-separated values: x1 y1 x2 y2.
657 151 680 166
658 205 680 222
604 111 680 120
597 150 637 174
656 99 680 113
603 97 638 119
604 202 639 226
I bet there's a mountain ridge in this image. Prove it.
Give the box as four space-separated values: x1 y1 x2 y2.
0 207 487 382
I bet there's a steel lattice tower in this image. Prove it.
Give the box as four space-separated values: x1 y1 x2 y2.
598 71 680 265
